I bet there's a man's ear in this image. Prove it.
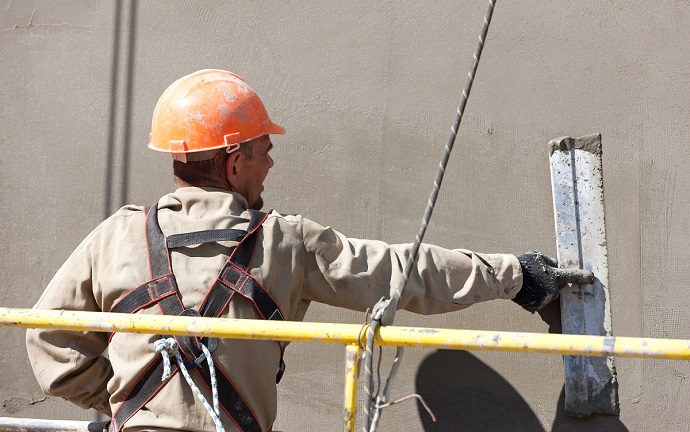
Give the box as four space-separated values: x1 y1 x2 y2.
225 151 242 190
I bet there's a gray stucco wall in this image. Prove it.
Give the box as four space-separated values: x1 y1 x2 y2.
1 1 689 431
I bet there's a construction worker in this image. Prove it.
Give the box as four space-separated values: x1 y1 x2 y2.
26 69 593 432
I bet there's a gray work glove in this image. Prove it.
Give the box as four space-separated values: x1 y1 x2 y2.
512 251 595 312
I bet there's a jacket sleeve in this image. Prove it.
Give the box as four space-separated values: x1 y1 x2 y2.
25 223 113 416
299 216 523 314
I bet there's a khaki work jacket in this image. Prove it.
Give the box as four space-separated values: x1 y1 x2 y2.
26 187 522 432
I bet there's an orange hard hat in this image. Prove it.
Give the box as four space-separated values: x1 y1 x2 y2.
149 69 285 161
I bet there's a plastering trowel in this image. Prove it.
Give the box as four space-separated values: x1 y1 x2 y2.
549 134 619 417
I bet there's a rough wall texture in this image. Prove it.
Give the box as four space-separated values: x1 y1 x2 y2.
1 1 689 431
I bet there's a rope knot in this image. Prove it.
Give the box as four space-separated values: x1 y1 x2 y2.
153 337 179 381
154 337 179 355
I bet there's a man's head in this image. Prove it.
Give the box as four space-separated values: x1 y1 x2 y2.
173 135 274 210
149 69 284 209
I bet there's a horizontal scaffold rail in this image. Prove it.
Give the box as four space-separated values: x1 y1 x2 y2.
0 416 107 432
2 307 690 360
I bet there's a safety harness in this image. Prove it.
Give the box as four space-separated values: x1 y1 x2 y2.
107 204 285 432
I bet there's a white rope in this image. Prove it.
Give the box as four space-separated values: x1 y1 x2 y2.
154 338 225 432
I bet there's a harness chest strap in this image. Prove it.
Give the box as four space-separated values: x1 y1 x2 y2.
108 204 285 432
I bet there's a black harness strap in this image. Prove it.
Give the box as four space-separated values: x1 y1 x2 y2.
144 206 174 279
217 265 284 321
109 358 175 432
167 228 247 249
197 210 287 382
109 275 178 315
107 275 178 342
142 205 188 341
228 210 266 269
109 205 282 432
201 209 282 322
197 363 262 432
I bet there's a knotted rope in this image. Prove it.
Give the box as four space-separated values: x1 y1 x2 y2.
154 338 224 432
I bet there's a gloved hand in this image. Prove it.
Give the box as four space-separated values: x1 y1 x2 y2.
512 251 595 312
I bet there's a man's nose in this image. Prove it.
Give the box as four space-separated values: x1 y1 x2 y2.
268 154 274 168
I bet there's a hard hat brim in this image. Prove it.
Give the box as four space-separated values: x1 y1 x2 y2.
266 121 286 136
148 122 286 154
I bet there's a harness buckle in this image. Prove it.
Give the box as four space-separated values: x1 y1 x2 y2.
178 309 219 369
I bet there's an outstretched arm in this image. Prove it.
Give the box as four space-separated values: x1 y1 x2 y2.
299 217 522 314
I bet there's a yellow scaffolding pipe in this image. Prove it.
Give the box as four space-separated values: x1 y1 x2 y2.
3 307 690 360
5 306 690 431
343 344 361 432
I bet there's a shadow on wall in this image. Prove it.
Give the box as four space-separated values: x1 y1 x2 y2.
415 350 629 432
104 0 137 219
